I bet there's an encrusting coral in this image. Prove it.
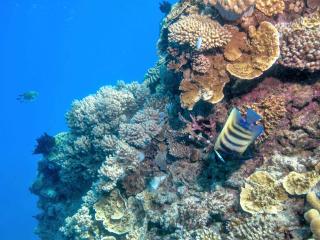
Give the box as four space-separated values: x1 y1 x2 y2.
240 171 288 214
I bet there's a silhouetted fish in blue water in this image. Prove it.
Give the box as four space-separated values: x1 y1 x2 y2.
17 91 39 102
214 108 264 161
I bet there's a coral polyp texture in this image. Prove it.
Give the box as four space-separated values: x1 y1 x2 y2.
168 14 232 51
31 1 320 240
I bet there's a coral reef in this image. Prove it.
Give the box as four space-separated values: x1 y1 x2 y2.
240 171 288 214
31 1 320 240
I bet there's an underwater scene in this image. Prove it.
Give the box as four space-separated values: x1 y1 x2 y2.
10 0 320 239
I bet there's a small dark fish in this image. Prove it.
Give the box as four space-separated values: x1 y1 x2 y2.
214 108 264 158
159 1 172 15
17 91 39 102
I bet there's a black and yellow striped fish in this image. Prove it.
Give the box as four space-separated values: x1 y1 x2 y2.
214 108 264 157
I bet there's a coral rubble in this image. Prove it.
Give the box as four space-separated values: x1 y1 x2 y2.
31 1 320 240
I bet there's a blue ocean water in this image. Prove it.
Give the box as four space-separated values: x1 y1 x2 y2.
0 1 167 239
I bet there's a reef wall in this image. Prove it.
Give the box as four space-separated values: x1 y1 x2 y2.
31 1 320 239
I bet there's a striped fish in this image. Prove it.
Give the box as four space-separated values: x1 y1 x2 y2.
214 108 264 156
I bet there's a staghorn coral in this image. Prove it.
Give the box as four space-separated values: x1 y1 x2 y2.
282 170 320 195
226 21 280 79
94 190 135 235
168 14 232 51
256 0 285 16
180 55 230 110
240 171 288 214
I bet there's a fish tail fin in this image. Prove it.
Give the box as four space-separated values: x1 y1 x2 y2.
246 108 262 124
250 125 264 139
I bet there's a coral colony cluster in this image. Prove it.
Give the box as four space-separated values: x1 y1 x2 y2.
31 1 320 240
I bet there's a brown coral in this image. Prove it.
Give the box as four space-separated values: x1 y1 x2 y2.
180 55 230 110
168 14 232 51
226 21 280 79
224 26 249 62
240 171 288 214
256 0 285 16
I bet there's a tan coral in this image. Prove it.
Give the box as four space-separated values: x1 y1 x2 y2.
256 0 285 16
180 55 230 110
240 171 288 214
168 14 232 51
226 21 280 79
305 192 320 239
307 191 320 212
94 190 134 235
282 171 320 195
224 26 249 62
208 0 255 15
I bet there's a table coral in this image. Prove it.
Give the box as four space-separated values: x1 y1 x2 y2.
180 55 230 110
168 14 231 51
240 171 288 214
282 171 320 195
226 21 280 79
256 0 285 16
94 190 135 235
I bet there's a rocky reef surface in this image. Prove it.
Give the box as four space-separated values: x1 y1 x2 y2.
31 1 320 239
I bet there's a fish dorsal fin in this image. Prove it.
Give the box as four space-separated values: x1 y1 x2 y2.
246 108 262 124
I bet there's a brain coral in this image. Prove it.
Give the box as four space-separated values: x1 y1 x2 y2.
240 171 288 214
226 21 280 80
168 14 232 51
94 190 134 235
256 0 285 16
282 170 320 195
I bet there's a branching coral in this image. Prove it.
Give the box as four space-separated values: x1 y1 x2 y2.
226 21 280 79
180 55 230 110
240 171 288 214
168 14 232 51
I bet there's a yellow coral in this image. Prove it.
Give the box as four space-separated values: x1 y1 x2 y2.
256 0 285 16
94 190 134 235
291 9 320 31
168 14 232 51
226 21 280 79
240 171 288 214
307 191 320 211
283 171 320 195
180 55 230 110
